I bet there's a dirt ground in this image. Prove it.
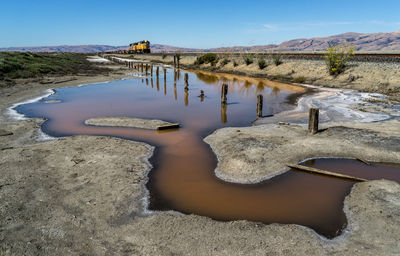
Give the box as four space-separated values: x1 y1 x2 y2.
1 60 400 255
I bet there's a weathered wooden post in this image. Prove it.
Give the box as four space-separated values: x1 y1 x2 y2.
156 66 159 79
174 56 176 68
184 73 189 90
163 68 167 83
200 90 205 102
174 69 177 83
151 65 153 77
141 63 144 72
221 84 228 105
257 95 263 118
145 64 148 75
308 108 319 134
177 56 180 69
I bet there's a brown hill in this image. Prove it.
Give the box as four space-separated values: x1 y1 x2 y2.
1 31 400 53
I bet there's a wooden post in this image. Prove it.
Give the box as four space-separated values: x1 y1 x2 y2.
177 57 180 69
141 63 144 72
257 95 263 118
308 108 319 134
174 69 177 83
163 68 166 82
174 56 176 68
156 67 159 78
221 84 228 105
145 64 148 75
151 65 153 77
286 163 368 182
184 73 189 90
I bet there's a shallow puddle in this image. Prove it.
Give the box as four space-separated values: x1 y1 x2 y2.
15 68 400 238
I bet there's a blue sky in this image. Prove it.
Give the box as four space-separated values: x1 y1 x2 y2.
1 0 400 48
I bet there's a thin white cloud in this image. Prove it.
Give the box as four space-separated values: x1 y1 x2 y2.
262 24 279 31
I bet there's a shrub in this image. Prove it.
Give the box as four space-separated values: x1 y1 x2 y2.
233 61 238 67
161 52 167 59
194 53 218 65
220 58 230 67
325 44 354 75
271 74 283 80
244 57 253 65
258 59 267 69
272 54 283 66
292 76 306 83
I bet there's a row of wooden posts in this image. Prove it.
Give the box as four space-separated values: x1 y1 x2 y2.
103 55 369 182
104 55 320 134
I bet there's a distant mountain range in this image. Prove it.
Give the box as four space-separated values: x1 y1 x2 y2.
2 31 400 53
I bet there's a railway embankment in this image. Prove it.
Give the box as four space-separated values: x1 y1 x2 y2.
125 53 400 102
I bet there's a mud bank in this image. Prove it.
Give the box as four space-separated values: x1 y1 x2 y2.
85 117 174 130
1 66 400 254
1 119 400 255
204 120 400 184
127 54 400 101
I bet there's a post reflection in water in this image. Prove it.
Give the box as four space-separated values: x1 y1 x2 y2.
220 103 227 123
15 68 400 239
184 89 188 106
174 84 177 101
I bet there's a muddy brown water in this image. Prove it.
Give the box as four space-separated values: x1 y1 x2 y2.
15 69 400 238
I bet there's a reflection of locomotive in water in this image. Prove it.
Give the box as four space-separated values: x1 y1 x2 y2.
129 40 151 54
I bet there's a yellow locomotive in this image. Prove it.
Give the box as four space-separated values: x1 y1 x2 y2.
129 40 151 54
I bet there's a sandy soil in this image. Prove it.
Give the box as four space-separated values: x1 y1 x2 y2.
1 60 400 255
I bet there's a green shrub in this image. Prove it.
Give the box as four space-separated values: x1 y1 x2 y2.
272 54 283 66
194 53 218 65
271 74 283 80
258 59 267 69
244 57 253 65
292 76 306 83
325 44 354 75
220 58 230 67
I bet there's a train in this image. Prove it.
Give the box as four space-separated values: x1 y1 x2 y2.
129 40 151 54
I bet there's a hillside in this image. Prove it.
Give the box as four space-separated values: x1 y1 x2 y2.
1 31 400 53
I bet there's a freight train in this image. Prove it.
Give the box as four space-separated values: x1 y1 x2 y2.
129 40 151 54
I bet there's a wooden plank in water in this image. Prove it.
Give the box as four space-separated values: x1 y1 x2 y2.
156 123 180 130
286 163 368 182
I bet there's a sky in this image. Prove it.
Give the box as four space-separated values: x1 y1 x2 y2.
1 0 400 48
